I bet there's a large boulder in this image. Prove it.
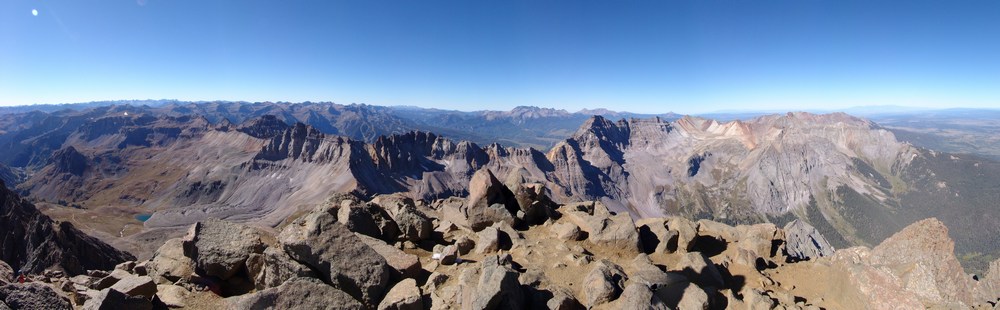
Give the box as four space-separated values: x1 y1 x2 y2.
356 234 421 280
783 219 835 261
108 275 157 299
338 199 401 242
464 169 520 231
666 217 698 253
560 201 640 252
147 238 195 284
230 277 362 310
182 219 265 280
245 247 316 290
636 218 679 254
372 194 433 242
378 278 422 310
81 288 152 310
279 204 391 307
672 252 724 288
510 182 556 225
462 255 525 310
582 259 628 307
0 283 72 310
869 218 976 307
618 282 670 310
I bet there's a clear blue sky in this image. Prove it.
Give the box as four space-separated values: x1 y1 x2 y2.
2 0 998 114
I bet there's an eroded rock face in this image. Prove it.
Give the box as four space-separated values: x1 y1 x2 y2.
279 204 390 307
869 218 975 306
0 184 134 275
181 219 265 280
230 277 363 310
783 219 835 261
977 258 1000 305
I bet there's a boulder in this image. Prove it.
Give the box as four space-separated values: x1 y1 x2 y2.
463 255 525 310
870 218 976 306
372 194 433 242
245 247 316 290
109 275 157 299
672 252 724 288
182 219 265 280
465 169 520 231
279 205 391 307
378 278 422 310
666 217 698 253
637 218 679 254
696 219 738 243
733 223 784 262
783 219 835 261
545 287 584 310
231 277 362 310
0 283 72 310
91 269 131 290
147 238 195 285
618 282 670 310
510 182 555 225
582 259 628 307
356 234 421 280
475 227 501 254
81 288 152 310
549 222 583 241
630 255 686 289
433 245 459 265
455 236 476 255
561 202 639 252
338 200 401 242
155 285 188 308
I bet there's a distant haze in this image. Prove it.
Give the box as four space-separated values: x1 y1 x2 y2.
2 1 999 114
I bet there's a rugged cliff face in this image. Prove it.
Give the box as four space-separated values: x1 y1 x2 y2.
0 180 134 275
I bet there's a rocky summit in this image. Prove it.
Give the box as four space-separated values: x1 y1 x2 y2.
4 178 1000 310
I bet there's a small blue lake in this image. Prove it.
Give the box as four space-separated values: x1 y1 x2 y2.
135 214 152 222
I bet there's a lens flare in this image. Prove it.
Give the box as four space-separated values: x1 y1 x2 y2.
32 9 38 16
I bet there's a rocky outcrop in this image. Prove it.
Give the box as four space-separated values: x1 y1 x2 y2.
278 203 391 307
182 219 266 280
783 219 835 260
230 277 362 310
0 283 72 310
0 182 134 275
462 169 520 231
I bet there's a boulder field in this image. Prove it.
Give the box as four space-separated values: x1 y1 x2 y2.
3 174 1000 310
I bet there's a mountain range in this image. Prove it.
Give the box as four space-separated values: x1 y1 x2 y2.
1 101 999 275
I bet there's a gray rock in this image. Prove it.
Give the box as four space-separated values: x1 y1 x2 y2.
582 259 628 307
672 252 724 288
147 238 195 285
0 262 10 285
109 275 157 299
182 219 265 280
783 220 835 261
279 205 391 307
433 245 459 265
550 222 583 241
373 194 434 242
561 202 640 252
357 234 422 280
81 288 152 310
511 182 555 225
465 169 520 231
338 200 401 242
378 278 422 310
465 255 525 310
475 227 501 254
631 254 687 289
455 236 476 255
246 247 316 290
91 269 130 290
666 217 699 253
619 282 670 310
545 287 584 310
0 283 72 310
231 277 362 310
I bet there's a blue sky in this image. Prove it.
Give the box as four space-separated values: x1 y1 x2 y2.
1 0 998 114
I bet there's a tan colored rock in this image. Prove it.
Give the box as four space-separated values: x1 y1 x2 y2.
378 278 422 310
109 275 156 299
155 285 188 308
561 201 639 252
357 234 421 280
583 259 628 307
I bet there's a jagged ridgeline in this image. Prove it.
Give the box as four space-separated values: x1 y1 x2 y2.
1 102 1000 275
